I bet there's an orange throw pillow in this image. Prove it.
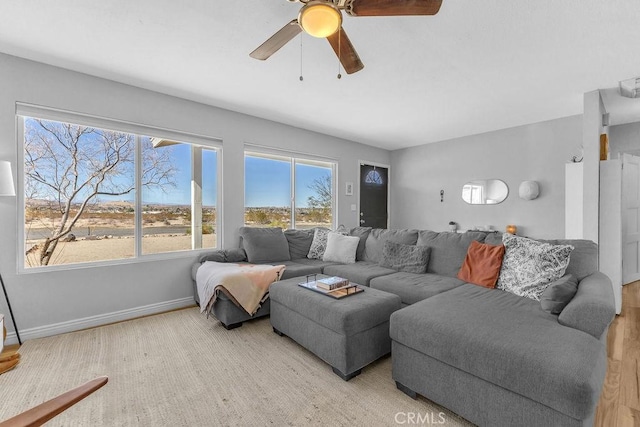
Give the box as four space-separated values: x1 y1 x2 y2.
457 240 506 288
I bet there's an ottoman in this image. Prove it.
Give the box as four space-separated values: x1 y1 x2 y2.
270 275 402 381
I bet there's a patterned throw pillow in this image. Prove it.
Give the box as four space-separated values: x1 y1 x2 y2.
496 233 574 301
307 228 330 259
379 241 430 274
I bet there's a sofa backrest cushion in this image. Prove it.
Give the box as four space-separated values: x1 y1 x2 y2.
482 231 504 246
349 226 372 261
239 227 291 264
284 229 315 259
362 229 419 263
379 241 430 274
418 230 487 277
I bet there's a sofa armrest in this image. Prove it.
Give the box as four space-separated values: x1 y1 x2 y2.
558 271 615 339
198 250 227 264
197 248 247 264
193 249 248 306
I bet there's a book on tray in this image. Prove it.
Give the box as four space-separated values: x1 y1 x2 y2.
315 276 349 290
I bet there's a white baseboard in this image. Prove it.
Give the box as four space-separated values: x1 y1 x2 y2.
3 297 195 346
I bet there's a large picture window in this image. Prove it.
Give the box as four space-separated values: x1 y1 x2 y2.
244 151 335 229
20 111 220 270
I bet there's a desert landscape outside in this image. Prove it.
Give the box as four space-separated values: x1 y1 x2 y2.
25 202 332 267
21 116 333 269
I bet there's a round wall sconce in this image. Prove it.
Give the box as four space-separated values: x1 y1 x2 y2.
519 181 539 200
506 225 517 235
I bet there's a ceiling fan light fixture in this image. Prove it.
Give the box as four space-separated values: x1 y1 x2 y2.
299 1 342 38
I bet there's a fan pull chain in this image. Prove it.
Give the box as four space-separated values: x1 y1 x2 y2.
337 28 342 79
299 34 304 82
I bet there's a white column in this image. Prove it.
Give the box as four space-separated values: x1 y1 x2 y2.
191 147 203 249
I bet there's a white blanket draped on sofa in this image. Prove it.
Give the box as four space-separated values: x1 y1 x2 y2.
196 262 286 316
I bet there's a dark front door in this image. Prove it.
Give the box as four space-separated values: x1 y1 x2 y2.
359 164 388 229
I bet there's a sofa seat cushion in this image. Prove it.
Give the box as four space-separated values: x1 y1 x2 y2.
290 257 340 270
323 261 397 286
390 284 607 420
370 272 464 305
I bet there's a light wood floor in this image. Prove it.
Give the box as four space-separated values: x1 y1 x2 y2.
595 281 640 426
2 287 639 424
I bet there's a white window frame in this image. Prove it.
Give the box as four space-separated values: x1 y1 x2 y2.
244 149 337 229
17 103 223 273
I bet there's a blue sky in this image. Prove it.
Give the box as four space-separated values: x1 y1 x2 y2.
145 150 332 208
25 118 331 208
143 143 219 207
244 155 331 208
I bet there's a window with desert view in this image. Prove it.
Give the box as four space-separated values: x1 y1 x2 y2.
244 152 335 230
22 115 219 269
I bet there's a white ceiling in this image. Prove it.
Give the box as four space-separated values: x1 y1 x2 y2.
0 0 639 150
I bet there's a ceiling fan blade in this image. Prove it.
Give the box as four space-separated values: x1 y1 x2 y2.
250 19 302 60
327 28 364 74
345 0 442 16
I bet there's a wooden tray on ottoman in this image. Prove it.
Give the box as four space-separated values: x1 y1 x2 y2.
298 279 364 299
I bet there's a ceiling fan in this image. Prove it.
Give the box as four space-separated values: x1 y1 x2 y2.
250 0 443 75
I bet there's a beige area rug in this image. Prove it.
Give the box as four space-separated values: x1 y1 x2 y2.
0 308 474 426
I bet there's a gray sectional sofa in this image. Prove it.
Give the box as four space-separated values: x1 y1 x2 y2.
191 226 615 426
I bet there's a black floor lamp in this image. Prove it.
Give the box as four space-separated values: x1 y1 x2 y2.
0 160 21 345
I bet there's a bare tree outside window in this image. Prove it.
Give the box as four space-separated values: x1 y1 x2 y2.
24 118 176 266
306 174 332 224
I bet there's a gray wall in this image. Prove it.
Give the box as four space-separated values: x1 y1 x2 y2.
610 121 640 159
0 53 389 340
390 115 582 238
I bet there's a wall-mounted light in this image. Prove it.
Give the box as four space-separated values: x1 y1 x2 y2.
519 181 539 201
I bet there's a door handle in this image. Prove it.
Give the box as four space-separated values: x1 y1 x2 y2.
360 219 365 225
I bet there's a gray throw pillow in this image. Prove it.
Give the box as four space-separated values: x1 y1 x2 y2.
496 233 574 301
239 227 290 264
379 241 430 274
363 229 419 263
284 229 314 259
540 274 579 314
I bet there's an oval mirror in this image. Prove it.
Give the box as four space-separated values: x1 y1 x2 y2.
462 179 509 205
